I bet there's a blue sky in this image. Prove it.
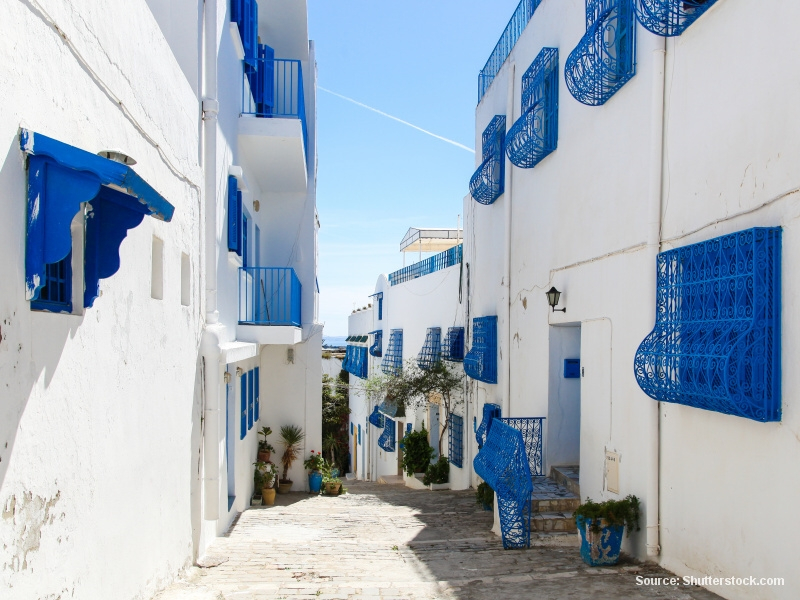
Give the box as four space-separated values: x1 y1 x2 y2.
308 0 522 336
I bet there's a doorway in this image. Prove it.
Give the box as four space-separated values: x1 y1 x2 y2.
429 404 440 461
546 324 581 475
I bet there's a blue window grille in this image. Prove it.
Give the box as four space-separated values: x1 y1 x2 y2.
473 420 532 549
469 117 506 206
381 329 403 376
231 0 258 62
448 413 464 468
378 398 398 418
254 367 260 421
369 330 383 358
238 267 301 326
368 405 384 428
442 327 465 362
406 423 412 434
478 0 543 103
378 417 396 452
500 417 545 476
228 175 242 255
343 345 368 379
31 252 72 313
464 316 498 384
635 0 718 37
388 244 462 286
506 48 559 168
634 227 782 422
476 403 502 449
240 373 247 440
417 327 442 370
566 0 637 107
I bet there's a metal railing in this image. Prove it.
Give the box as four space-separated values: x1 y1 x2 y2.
238 267 301 326
478 0 542 103
242 57 308 152
388 244 462 286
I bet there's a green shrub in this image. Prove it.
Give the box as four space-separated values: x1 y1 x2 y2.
475 481 494 508
400 429 434 476
574 495 641 535
423 456 449 485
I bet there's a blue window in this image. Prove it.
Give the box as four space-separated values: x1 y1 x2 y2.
242 212 249 268
442 327 465 362
343 345 368 379
369 330 383 358
228 175 242 255
21 130 174 311
417 327 441 370
634 228 782 422
381 329 403 376
378 417 396 452
31 252 72 313
566 0 636 106
634 0 719 37
247 369 254 431
377 293 383 320
469 116 506 205
240 372 247 440
254 367 260 422
231 0 258 62
357 424 361 445
350 422 354 436
448 413 463 468
464 316 498 384
506 47 559 168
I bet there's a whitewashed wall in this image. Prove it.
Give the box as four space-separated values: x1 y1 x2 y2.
347 307 375 480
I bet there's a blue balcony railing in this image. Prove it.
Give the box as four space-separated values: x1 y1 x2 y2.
242 54 308 152
388 244 462 286
238 267 301 326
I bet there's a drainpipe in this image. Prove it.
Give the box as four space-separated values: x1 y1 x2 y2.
502 63 515 419
645 36 667 559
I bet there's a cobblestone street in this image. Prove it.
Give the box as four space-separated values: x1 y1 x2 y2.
154 482 721 600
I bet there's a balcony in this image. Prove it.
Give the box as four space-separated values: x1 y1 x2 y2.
237 267 302 345
239 54 308 193
388 244 462 286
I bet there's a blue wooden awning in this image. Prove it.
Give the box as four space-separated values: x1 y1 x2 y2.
21 129 174 307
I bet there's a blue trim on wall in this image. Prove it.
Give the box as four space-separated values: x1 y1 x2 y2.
465 316 498 384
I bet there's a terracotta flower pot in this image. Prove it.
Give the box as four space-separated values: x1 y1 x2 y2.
324 481 341 495
277 480 293 494
262 488 276 506
257 450 271 463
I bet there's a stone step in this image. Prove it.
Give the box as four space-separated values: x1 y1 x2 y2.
551 465 580 497
377 475 404 485
531 511 577 533
531 475 580 513
531 496 581 513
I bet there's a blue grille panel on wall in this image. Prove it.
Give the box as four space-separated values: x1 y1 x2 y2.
506 48 559 168
476 403 502 448
500 417 545 476
442 327 465 362
473 420 532 549
378 418 396 452
469 116 506 205
343 345 368 379
566 0 637 106
369 330 383 357
381 329 403 376
418 327 442 369
368 405 383 428
634 228 782 422
448 413 464 468
464 316 498 384
635 0 718 37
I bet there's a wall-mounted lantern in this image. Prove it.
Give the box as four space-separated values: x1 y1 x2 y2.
546 287 566 313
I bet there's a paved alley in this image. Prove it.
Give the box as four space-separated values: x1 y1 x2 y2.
153 482 721 600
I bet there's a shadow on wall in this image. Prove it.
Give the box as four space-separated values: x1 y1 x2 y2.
189 355 205 561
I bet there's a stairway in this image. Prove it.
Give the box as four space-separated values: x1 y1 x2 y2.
530 466 580 535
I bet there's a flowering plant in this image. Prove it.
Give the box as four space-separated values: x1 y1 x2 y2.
303 450 325 472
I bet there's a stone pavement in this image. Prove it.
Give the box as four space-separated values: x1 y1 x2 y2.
153 481 722 600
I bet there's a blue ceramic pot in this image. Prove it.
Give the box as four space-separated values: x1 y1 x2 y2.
576 516 624 566
308 471 323 493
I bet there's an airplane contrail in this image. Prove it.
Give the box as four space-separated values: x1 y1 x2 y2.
318 86 475 154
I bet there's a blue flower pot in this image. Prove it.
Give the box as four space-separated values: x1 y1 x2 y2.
576 516 624 566
308 471 323 493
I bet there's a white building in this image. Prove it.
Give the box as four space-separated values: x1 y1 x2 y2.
0 1 320 598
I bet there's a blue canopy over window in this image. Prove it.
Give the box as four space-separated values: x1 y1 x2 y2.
21 129 174 307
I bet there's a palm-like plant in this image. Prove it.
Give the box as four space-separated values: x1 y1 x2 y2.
278 424 305 482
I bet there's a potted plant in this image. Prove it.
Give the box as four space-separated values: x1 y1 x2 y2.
277 424 305 494
423 455 449 490
400 428 434 477
256 461 278 505
303 450 325 493
574 495 640 566
258 426 275 463
475 481 493 511
252 466 264 506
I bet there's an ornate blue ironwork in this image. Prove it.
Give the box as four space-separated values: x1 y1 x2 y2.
635 0 718 37
565 0 637 106
238 267 302 326
378 417 396 452
506 48 559 168
389 245 462 286
634 228 782 422
478 0 543 103
469 116 506 206
465 316 498 384
369 330 383 357
368 405 384 428
448 413 464 468
378 399 398 418
473 420 532 549
476 403 502 449
418 327 442 370
343 345 368 379
500 417 545 476
381 329 403 376
442 327 465 362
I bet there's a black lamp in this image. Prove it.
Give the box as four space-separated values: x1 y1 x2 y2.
546 287 566 313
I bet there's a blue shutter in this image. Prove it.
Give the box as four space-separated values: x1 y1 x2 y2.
240 373 247 440
259 44 275 116
227 175 241 255
247 370 254 430
242 212 249 267
254 367 260 422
